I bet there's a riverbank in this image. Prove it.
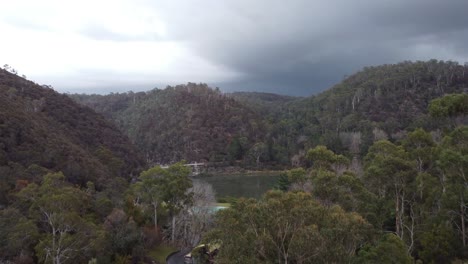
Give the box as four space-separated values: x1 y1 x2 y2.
198 168 287 177
193 172 283 199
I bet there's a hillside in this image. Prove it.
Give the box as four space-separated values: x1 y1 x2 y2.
280 60 468 155
0 69 144 205
70 60 468 168
71 83 266 165
227 91 298 115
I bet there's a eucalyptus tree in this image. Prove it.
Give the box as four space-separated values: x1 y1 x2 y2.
206 191 371 264
364 140 416 242
16 172 101 264
132 162 192 241
437 127 468 247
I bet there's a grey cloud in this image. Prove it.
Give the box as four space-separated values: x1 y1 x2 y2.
7 0 467 96
79 24 162 42
149 0 468 95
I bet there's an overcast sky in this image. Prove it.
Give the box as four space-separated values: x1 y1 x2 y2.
1 0 468 96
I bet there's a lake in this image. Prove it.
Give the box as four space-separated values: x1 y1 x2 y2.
192 173 281 199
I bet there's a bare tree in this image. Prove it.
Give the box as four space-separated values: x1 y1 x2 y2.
169 181 216 247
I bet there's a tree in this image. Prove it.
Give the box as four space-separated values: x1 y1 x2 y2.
172 181 216 247
419 222 460 263
131 166 166 229
132 163 193 242
247 142 268 167
273 172 291 191
303 146 370 212
355 234 413 264
16 172 101 264
206 191 371 263
103 209 142 256
162 163 193 242
403 128 435 174
429 93 468 118
287 167 308 191
306 145 349 172
437 127 468 247
364 140 416 242
429 93 468 127
227 137 248 161
0 208 38 261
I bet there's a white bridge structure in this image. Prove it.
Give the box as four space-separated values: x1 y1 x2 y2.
160 162 205 176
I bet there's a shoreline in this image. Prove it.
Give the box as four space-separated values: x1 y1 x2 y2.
194 169 287 177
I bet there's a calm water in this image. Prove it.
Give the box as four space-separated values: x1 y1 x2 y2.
193 173 281 199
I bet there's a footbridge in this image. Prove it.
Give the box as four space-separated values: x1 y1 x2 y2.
160 162 206 176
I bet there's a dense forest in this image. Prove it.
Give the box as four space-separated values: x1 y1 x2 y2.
208 118 468 263
0 69 144 203
0 60 467 263
71 60 467 168
71 84 265 165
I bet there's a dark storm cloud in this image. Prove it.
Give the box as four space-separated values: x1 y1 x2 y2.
152 0 468 95
2 0 467 95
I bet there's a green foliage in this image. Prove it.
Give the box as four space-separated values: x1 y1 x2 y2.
403 128 435 172
364 140 416 233
16 172 103 264
273 172 291 191
419 222 460 263
355 234 413 264
104 209 142 256
206 191 371 263
306 145 349 170
162 162 194 214
364 140 415 193
0 208 39 260
429 93 468 118
131 162 193 239
246 142 268 167
227 137 248 161
287 167 307 186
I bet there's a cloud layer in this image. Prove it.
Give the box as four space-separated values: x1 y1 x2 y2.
1 0 468 95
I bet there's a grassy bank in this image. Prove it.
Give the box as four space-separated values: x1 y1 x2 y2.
148 245 178 264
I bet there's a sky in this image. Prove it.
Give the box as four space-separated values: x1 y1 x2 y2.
1 0 468 96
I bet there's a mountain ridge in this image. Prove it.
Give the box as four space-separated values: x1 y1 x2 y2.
69 60 468 167
0 68 145 205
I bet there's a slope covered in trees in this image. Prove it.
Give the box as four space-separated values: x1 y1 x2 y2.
0 69 144 205
1 61 467 263
71 60 468 169
206 93 467 263
227 91 298 116
284 60 468 155
71 83 267 165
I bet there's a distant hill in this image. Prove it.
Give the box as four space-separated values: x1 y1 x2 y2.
227 91 298 107
71 83 266 165
226 91 299 118
0 69 144 204
283 60 468 154
70 60 468 167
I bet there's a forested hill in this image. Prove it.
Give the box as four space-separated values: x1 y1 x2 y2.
298 60 467 129
0 69 144 204
279 60 468 156
70 60 468 168
71 83 266 164
227 91 298 115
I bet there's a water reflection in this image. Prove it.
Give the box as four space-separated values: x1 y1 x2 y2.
192 174 281 199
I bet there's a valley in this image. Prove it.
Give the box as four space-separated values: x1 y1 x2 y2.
0 60 467 263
